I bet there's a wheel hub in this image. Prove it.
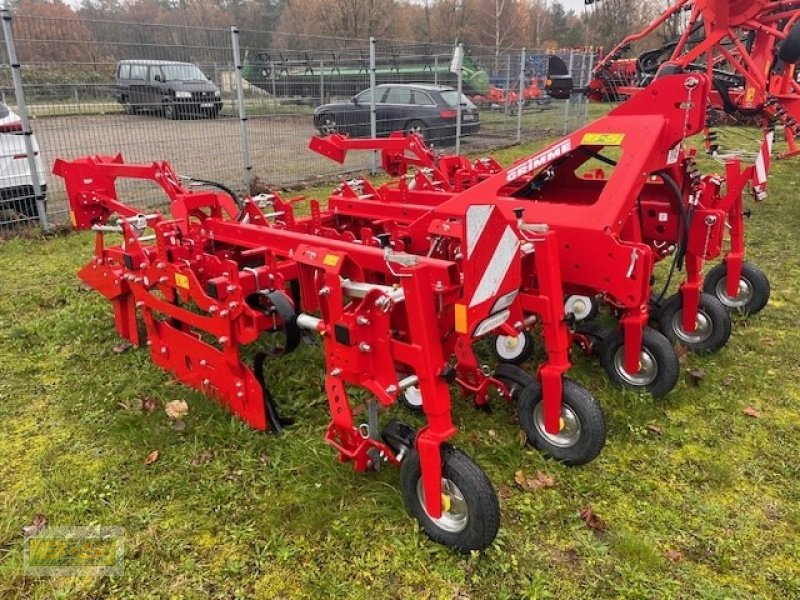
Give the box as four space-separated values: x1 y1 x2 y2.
532 403 581 448
417 478 469 533
613 347 658 386
671 309 712 344
495 333 525 360
403 385 423 408
715 276 753 308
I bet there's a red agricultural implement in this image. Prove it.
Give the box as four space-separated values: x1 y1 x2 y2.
311 73 769 397
54 72 771 554
54 132 611 551
589 0 800 158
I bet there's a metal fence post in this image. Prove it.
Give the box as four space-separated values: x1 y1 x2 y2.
369 37 377 174
504 54 512 117
563 49 575 135
230 26 253 191
434 56 438 85
319 59 324 106
516 48 526 143
584 49 595 123
1 5 49 231
455 43 464 155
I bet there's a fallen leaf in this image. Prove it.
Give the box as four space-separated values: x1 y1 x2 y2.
580 506 607 531
743 406 761 418
761 336 775 347
112 340 132 354
141 397 159 413
529 471 555 490
22 514 48 537
675 345 689 364
688 369 705 386
647 424 662 435
488 429 497 438
497 485 512 500
118 398 143 412
191 449 215 466
164 400 189 420
518 430 527 448
665 549 684 562
722 374 735 386
514 469 555 491
144 450 160 466
258 453 271 465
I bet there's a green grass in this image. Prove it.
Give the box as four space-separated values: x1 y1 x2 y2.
1 130 800 599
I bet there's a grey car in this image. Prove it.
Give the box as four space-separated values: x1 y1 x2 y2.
115 60 223 119
313 83 479 144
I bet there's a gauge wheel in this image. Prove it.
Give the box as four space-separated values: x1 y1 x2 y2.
517 378 606 466
400 443 499 553
657 292 731 354
703 262 770 315
491 331 535 365
599 327 679 397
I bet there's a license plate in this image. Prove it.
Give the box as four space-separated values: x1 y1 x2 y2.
200 103 214 108
463 114 477 121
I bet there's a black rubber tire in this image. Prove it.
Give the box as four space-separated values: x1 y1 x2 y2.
779 22 800 64
657 292 731 354
381 419 416 456
400 444 499 553
163 101 177 120
599 327 679 397
122 96 135 115
703 262 770 316
493 363 536 400
404 119 428 142
516 379 605 466
317 113 338 135
573 321 611 356
491 331 535 365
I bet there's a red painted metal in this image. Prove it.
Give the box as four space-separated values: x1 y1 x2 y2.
589 0 800 158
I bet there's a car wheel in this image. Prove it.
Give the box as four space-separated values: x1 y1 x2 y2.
404 119 428 142
318 113 338 135
163 101 177 120
122 96 135 115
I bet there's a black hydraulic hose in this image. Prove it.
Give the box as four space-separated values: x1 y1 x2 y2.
187 177 246 221
651 170 690 303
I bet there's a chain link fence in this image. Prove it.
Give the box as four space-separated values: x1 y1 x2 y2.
0 8 598 232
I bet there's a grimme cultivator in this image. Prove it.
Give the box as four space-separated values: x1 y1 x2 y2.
56 73 771 552
589 0 800 158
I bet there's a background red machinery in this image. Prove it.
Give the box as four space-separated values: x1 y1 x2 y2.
589 0 800 158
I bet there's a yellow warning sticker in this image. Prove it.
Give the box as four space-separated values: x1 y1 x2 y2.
454 303 468 334
323 254 340 267
581 132 625 146
174 273 190 289
745 87 756 103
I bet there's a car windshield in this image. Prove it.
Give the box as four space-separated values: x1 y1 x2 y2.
161 64 208 82
440 90 476 109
